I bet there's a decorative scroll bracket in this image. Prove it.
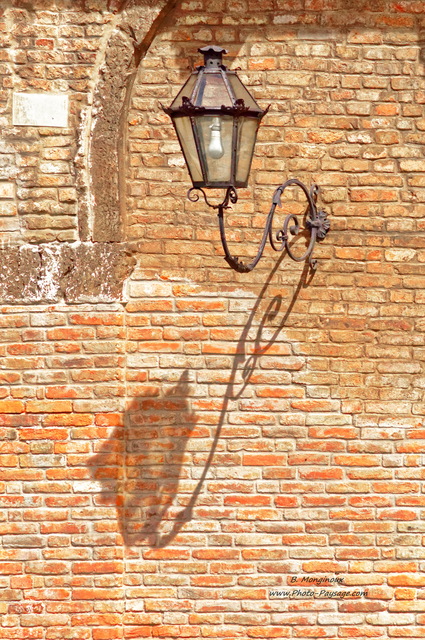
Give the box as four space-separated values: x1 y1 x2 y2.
188 179 330 273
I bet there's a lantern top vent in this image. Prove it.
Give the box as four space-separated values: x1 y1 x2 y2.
198 45 227 69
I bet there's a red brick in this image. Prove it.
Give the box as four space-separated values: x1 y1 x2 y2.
0 401 24 413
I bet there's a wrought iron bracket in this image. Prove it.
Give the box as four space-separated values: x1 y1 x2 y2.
188 179 330 273
187 185 237 210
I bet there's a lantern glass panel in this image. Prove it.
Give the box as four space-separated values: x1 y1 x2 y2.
227 74 259 111
194 114 233 185
169 73 198 110
194 73 232 108
235 116 259 185
174 116 203 183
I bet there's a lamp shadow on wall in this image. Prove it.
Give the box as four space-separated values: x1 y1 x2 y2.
88 369 198 548
87 255 312 548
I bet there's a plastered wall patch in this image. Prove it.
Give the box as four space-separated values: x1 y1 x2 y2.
13 93 69 127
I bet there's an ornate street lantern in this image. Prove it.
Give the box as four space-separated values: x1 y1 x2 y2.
163 45 266 190
163 46 330 272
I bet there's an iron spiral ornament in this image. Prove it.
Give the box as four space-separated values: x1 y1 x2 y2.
189 179 330 273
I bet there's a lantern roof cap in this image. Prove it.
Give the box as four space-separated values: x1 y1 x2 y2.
198 45 228 55
163 43 267 117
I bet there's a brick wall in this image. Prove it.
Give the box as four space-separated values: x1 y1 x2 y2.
1 0 425 638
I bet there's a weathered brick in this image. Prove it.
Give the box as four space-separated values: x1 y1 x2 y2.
1 2 425 639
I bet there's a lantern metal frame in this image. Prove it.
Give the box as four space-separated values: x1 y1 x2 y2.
164 98 264 189
163 45 330 273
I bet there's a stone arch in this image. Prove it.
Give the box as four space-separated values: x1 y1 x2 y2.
88 0 179 242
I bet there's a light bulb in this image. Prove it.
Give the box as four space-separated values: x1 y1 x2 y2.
208 117 224 159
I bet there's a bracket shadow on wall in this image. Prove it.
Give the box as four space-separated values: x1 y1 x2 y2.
163 45 330 273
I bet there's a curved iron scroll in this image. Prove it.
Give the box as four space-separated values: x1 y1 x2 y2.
188 179 330 273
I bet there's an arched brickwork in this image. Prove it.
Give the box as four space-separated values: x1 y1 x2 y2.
89 0 179 241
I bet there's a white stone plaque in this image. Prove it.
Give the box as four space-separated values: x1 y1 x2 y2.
13 93 69 127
